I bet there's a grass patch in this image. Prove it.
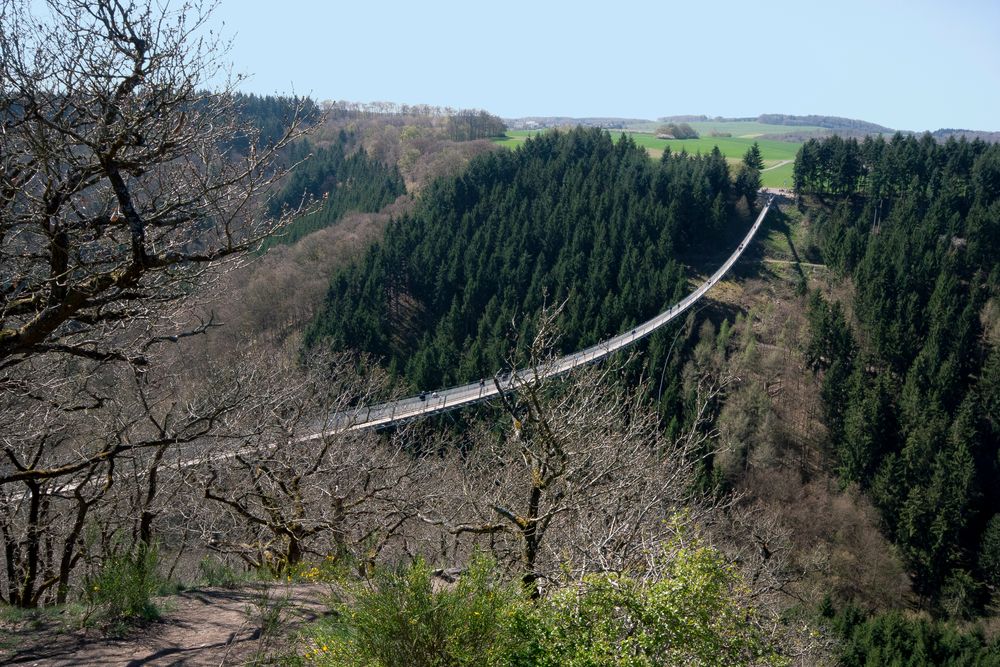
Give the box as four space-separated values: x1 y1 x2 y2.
500 128 800 159
761 160 795 188
199 556 261 589
490 130 542 150
0 601 93 642
630 134 801 161
498 129 800 187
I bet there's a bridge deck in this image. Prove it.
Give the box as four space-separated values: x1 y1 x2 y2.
316 197 774 435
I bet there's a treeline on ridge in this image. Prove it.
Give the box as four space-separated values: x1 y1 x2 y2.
305 127 736 390
445 109 507 141
800 132 1000 616
759 114 893 133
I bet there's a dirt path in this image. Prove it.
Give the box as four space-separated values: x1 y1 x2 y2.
2 583 332 666
762 159 794 172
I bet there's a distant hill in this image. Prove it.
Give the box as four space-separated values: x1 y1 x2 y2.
755 114 893 133
505 113 1000 143
657 114 894 134
505 116 651 130
656 114 725 123
508 113 895 135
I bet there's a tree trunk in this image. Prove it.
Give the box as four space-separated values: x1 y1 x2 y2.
521 482 542 599
15 483 44 607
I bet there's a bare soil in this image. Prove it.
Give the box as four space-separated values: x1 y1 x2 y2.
1 582 332 666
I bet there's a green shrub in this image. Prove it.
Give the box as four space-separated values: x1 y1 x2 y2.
83 544 161 629
302 553 527 666
285 555 353 584
525 543 787 667
299 537 788 666
198 556 247 589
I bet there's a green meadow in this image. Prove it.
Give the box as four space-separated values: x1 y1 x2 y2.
495 129 800 188
623 119 826 137
626 133 799 160
686 120 825 137
760 160 795 189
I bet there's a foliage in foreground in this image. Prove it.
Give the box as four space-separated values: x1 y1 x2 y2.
83 545 161 631
525 542 785 667
298 537 788 667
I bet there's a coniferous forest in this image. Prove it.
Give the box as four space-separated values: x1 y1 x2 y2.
305 127 734 390
262 132 406 250
800 133 1000 631
226 92 321 152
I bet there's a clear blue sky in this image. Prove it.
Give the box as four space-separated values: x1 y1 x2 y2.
210 0 999 131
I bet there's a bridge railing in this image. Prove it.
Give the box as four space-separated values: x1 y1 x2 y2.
318 198 773 433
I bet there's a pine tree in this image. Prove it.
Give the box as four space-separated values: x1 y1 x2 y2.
979 515 1000 589
839 369 895 487
743 142 765 172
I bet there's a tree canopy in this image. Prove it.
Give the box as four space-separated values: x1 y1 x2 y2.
0 0 308 372
0 0 307 609
260 134 406 251
800 133 1000 613
305 127 737 389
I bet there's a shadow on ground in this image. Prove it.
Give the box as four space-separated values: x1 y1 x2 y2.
2 584 332 666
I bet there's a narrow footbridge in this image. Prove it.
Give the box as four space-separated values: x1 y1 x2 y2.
4 198 775 498
317 196 775 435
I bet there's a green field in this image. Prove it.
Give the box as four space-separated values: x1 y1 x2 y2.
626 133 800 160
760 160 795 189
686 120 825 137
495 130 800 188
490 130 540 149
624 119 827 137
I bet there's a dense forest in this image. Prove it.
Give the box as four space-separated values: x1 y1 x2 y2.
827 601 1000 665
261 132 406 250
799 133 1000 618
227 92 321 152
304 127 737 391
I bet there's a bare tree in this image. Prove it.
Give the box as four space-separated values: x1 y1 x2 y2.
0 355 260 606
197 352 428 574
0 0 309 373
420 309 732 597
0 0 311 607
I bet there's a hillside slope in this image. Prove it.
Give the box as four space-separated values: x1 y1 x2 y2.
305 127 739 389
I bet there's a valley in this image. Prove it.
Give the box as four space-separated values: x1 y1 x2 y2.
2 2 999 665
